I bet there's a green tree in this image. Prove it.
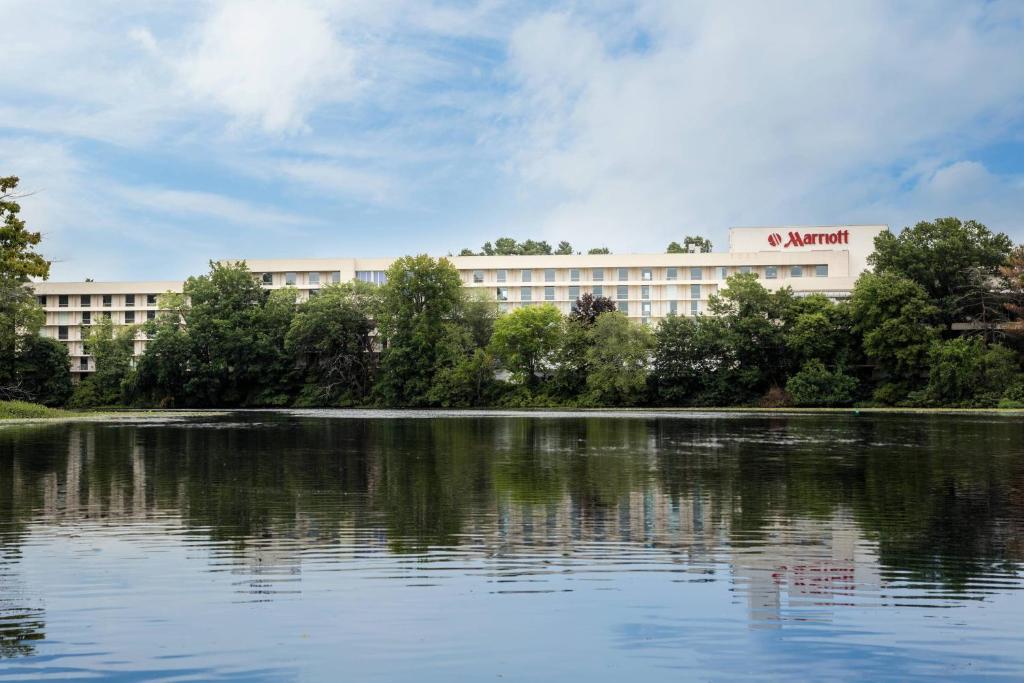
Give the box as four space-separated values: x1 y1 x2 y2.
555 240 573 255
489 304 562 389
786 359 858 407
651 313 732 405
587 247 610 255
72 317 135 406
850 272 938 403
181 262 297 406
285 284 376 406
0 176 50 397
869 218 1012 323
923 337 1021 406
130 293 190 407
583 312 653 406
375 255 463 406
14 334 72 406
428 323 501 407
667 236 713 253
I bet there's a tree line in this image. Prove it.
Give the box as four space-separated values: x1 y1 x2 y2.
2 174 1023 409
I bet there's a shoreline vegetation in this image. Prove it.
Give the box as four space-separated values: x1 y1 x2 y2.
3 399 1022 423
3 172 1024 412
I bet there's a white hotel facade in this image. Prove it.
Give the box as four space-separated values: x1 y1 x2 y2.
33 225 886 376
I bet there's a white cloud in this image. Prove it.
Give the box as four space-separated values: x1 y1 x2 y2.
504 1 1024 248
178 0 357 133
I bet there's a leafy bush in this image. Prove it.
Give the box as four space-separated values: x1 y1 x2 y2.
0 400 66 419
786 360 858 407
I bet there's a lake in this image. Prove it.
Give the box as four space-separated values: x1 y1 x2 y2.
1 411 1022 680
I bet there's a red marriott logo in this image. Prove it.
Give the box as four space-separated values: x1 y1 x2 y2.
768 228 849 248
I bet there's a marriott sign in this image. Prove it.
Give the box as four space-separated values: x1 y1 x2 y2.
767 228 850 248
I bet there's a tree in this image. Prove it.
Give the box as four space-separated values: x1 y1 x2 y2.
583 312 653 406
651 313 732 405
587 247 610 255
923 337 1021 406
869 218 1012 324
667 236 713 253
786 360 858 407
180 262 297 406
1003 245 1024 338
784 294 857 365
428 323 501 407
489 304 562 389
850 272 938 403
0 175 50 396
72 317 136 406
555 240 573 255
375 255 463 406
130 293 190 407
14 335 72 406
569 293 617 325
458 248 477 256
285 284 376 406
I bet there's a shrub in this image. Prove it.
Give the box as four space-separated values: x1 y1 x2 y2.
786 360 858 407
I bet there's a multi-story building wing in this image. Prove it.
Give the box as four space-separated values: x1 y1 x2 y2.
33 225 886 376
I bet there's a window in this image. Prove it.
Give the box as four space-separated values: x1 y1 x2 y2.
261 272 273 285
355 271 387 285
641 268 652 281
618 301 629 315
618 267 629 281
719 267 729 279
666 267 678 281
544 286 555 301
102 311 111 320
520 269 532 283
125 294 135 307
765 266 778 279
642 302 652 315
617 285 628 300
308 272 320 285
37 295 47 307
496 287 508 301
592 268 604 281
669 301 678 315
308 289 320 298
331 271 341 284
641 285 650 299
690 267 702 280
691 284 701 300
544 268 555 282
520 287 532 302
667 284 678 298
473 270 485 284
690 300 698 315
739 266 752 274
147 294 157 306
285 272 297 286
147 310 156 321
58 295 68 308
80 295 90 307
58 312 70 325
496 269 507 283
125 311 135 324
82 311 91 326
593 285 603 297
569 285 580 300
103 295 112 307
79 357 88 371
58 326 68 340
815 264 828 277
570 269 580 282
790 265 803 278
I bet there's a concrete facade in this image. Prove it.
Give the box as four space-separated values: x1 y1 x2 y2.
32 225 887 375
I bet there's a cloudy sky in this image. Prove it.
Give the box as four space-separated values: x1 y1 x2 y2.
3 0 1024 281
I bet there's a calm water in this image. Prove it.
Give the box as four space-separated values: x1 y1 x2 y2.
1 411 1022 681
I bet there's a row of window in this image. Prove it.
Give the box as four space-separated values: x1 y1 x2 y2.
259 271 388 286
496 284 708 303
473 265 828 283
55 309 157 335
42 294 160 308
500 300 699 318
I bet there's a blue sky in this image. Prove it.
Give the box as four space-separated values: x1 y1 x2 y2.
3 0 1023 281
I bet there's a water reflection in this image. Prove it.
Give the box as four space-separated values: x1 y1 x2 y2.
0 412 1022 678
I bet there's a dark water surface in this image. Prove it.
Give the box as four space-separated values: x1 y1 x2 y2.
1 411 1023 681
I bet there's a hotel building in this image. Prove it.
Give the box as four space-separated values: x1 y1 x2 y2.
33 225 886 376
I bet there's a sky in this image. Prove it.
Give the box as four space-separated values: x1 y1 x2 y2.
2 0 1024 282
